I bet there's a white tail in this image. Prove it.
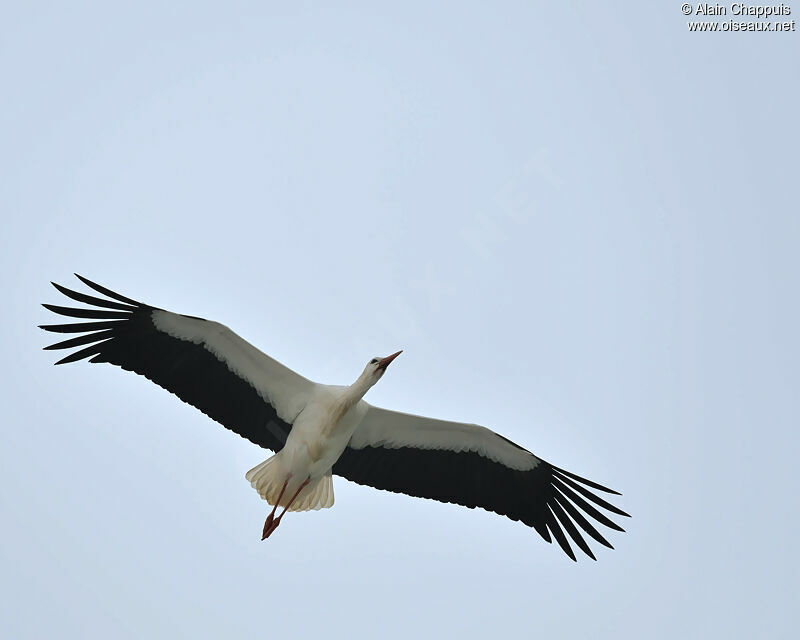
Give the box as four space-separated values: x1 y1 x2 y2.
245 456 334 511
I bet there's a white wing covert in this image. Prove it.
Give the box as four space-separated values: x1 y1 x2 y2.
348 405 540 471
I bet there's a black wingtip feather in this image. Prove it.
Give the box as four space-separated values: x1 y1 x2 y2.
44 330 116 351
41 304 131 320
39 320 127 334
531 520 552 543
552 471 631 518
549 497 596 560
543 507 576 561
53 339 114 365
551 477 626 533
551 465 623 495
74 274 144 307
50 281 137 312
552 488 614 550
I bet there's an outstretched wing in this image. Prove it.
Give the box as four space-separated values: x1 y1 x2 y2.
40 275 314 452
334 404 629 561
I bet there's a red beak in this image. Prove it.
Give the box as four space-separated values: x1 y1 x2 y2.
377 350 403 371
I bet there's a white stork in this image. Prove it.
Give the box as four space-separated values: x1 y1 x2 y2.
40 275 629 561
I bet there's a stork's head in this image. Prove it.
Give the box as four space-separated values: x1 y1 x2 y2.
362 350 403 385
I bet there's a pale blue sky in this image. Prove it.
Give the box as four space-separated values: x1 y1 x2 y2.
2 2 798 638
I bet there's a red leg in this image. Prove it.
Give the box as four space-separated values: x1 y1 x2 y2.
261 477 289 540
262 477 310 540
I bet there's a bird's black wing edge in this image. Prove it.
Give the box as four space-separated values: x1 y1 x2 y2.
333 445 630 561
40 274 290 452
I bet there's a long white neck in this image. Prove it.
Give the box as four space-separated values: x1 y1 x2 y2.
339 372 376 409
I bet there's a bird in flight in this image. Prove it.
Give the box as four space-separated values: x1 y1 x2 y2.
40 275 629 560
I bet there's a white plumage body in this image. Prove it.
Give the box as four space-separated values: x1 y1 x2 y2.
247 384 368 510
